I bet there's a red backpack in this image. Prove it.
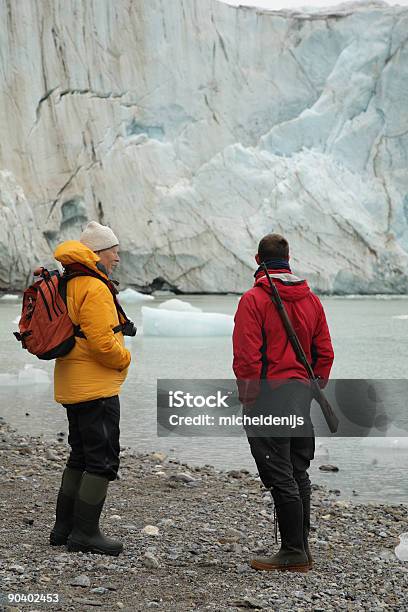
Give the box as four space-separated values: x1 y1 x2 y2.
14 265 135 360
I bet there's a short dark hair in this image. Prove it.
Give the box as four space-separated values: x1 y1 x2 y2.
257 233 289 262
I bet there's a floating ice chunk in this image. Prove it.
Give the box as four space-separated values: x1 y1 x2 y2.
118 288 154 303
389 438 408 449
18 364 51 385
361 436 408 450
152 290 175 297
1 294 21 301
395 533 408 562
158 299 202 312
315 443 329 459
124 328 142 347
142 307 233 337
0 372 18 386
392 315 408 320
0 364 50 386
334 295 408 301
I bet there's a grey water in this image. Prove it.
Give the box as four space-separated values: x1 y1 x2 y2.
1 295 408 504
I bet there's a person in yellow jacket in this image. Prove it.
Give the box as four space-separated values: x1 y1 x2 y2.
50 221 131 556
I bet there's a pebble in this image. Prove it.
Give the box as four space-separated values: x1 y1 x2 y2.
142 552 160 569
151 452 167 462
158 518 175 527
168 472 196 483
70 574 91 587
9 564 25 574
167 548 180 560
233 597 264 609
72 597 102 607
91 587 110 594
18 446 31 455
227 470 244 479
45 449 59 462
54 553 71 563
123 523 138 531
319 464 339 472
142 525 160 536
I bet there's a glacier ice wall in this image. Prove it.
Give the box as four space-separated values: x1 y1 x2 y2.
1 0 408 292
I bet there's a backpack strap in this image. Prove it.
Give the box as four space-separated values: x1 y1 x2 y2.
73 323 123 339
63 263 134 337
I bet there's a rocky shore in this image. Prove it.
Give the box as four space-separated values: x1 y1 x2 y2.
0 418 407 612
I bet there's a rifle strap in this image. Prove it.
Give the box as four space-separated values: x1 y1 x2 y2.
259 283 315 381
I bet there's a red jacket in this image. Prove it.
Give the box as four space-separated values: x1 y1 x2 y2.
232 269 334 404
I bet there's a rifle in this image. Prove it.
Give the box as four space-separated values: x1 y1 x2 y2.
260 263 339 434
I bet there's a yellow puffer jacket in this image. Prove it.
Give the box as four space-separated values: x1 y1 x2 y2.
53 241 131 405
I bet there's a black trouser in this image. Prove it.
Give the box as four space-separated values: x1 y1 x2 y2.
63 396 120 482
245 381 315 507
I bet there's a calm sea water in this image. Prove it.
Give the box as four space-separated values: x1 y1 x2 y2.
1 295 408 504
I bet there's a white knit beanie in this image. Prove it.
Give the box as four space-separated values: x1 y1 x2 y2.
80 221 119 252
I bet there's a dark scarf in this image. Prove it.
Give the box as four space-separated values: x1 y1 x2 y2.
254 258 291 278
64 262 119 294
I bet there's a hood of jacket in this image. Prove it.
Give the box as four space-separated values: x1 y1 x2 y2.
254 268 311 303
54 240 104 276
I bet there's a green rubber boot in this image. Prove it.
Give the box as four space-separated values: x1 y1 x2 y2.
250 500 310 572
67 472 123 556
50 467 83 546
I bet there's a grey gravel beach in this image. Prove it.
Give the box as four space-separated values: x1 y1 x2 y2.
0 418 407 612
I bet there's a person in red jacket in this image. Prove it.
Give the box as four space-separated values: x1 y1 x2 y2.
233 233 334 572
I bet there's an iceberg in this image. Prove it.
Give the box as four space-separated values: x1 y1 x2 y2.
118 288 154 303
314 443 330 460
360 437 408 450
153 290 176 297
124 333 141 348
158 299 202 312
1 294 21 302
360 422 408 450
0 364 51 386
142 307 233 337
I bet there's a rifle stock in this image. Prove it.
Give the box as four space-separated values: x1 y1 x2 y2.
260 263 338 434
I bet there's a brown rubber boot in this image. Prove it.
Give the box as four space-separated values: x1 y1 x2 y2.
250 500 310 572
